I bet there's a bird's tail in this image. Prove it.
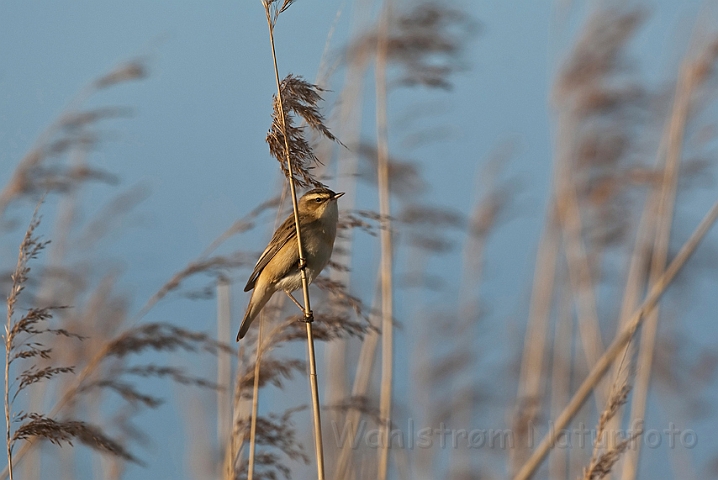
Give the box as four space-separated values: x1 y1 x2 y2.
237 287 273 341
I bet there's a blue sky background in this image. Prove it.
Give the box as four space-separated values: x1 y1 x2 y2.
2 1 718 479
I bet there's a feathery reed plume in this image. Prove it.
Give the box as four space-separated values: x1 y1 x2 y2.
0 59 145 217
1 222 240 478
584 420 642 480
582 382 639 480
0 102 140 480
4 206 140 479
347 2 477 90
236 407 310 479
266 75 339 188
355 143 427 198
558 5 646 406
6 320 230 475
135 254 255 321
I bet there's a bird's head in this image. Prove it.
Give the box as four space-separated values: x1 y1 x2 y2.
298 187 344 220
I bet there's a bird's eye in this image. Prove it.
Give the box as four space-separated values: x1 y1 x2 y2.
315 197 323 203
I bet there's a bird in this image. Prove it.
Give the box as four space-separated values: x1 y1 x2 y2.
237 187 344 340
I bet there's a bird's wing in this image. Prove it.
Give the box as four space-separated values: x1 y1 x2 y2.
244 213 297 292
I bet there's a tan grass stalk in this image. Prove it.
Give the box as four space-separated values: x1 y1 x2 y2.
0 345 99 479
375 2 394 480
246 314 264 480
610 189 655 381
243 185 289 480
229 340 248 479
557 185 607 404
548 270 573 480
449 156 506 477
604 80 676 457
333 279 382 480
5 273 15 480
217 278 233 479
511 205 560 473
324 2 372 422
597 196 654 460
324 300 348 411
554 108 609 408
620 58 696 480
262 3 325 478
513 198 718 480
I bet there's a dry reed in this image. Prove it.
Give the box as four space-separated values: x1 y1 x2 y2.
5 3 718 480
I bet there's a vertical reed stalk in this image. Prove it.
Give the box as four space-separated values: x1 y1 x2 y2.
229 340 247 479
217 278 232 479
375 2 394 479
3 215 30 480
558 184 608 405
4 325 12 480
548 268 573 480
621 63 695 480
247 315 263 480
448 163 500 478
322 9 378 455
324 6 371 419
262 4 325 478
555 111 608 407
605 86 674 455
333 278 381 479
511 206 559 474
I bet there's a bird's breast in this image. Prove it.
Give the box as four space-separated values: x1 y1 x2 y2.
272 211 338 293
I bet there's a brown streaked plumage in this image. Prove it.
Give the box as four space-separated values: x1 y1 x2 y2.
237 187 344 340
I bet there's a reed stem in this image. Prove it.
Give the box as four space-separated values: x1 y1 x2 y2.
375 2 394 479
247 314 263 480
263 5 325 478
4 324 12 480
620 62 695 480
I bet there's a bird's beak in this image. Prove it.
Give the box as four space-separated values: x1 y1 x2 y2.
333 192 345 200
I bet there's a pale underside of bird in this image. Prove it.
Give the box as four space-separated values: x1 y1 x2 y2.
237 188 343 340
